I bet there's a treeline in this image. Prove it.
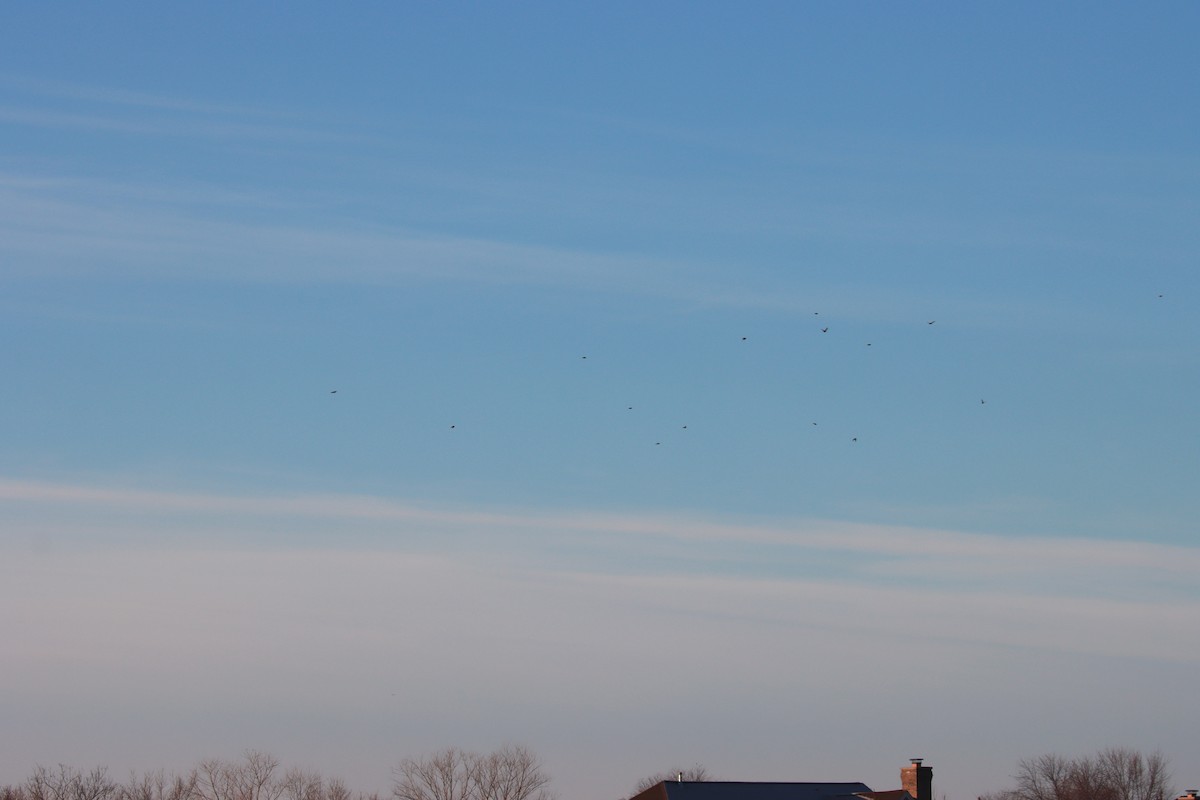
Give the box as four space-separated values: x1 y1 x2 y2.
0 752 373 800
1 745 1182 800
0 746 556 800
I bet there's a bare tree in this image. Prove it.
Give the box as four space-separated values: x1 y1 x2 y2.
472 746 552 800
323 779 351 800
632 766 712 796
76 769 118 800
23 766 118 800
197 760 236 800
238 752 283 800
393 748 475 800
197 751 284 800
281 771 325 800
121 769 200 800
983 748 1173 800
1094 748 1173 800
392 747 552 800
25 765 77 800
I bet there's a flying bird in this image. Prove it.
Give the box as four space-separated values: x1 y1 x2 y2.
330 390 337 394
821 327 829 333
927 320 936 325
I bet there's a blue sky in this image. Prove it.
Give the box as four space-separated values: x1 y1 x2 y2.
2 4 1198 799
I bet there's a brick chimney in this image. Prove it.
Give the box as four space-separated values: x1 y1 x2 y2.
901 759 932 800
1176 792 1198 800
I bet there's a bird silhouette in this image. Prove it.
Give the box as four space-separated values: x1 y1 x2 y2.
821 327 829 333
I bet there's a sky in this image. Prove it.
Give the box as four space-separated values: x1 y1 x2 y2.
1 3 1199 799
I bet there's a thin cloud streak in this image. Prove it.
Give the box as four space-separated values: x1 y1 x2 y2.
0 181 679 289
5 77 1196 284
0 73 369 144
0 73 282 117
2 170 1178 338
2 547 1197 709
4 478 1198 591
0 104 366 144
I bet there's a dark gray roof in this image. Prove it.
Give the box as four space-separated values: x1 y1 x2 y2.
653 782 873 800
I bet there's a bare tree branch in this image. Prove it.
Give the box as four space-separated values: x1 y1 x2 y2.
392 747 553 800
7 757 352 800
984 749 1174 800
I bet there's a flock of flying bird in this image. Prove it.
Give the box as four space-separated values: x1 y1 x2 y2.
321 293 1174 456
325 312 998 450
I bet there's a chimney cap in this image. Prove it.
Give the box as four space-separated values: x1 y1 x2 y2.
909 759 924 766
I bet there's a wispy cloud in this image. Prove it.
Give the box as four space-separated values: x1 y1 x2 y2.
0 178 697 294
3 477 1197 652
6 476 1198 567
0 173 1095 337
4 77 1190 331
0 103 368 144
0 73 275 117
0 73 366 144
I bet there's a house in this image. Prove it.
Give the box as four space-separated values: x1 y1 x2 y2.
629 759 933 800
